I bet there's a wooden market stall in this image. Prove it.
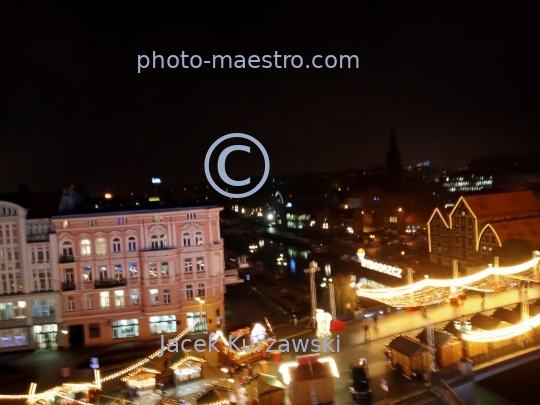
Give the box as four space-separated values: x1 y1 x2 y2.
468 313 515 350
416 328 463 368
170 352 206 383
192 384 233 405
443 320 489 359
214 322 274 366
122 361 160 392
387 335 429 379
280 354 338 405
241 372 287 405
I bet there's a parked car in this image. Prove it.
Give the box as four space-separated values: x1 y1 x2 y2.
349 362 372 401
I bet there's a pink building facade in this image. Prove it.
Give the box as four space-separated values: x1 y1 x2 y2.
51 206 224 348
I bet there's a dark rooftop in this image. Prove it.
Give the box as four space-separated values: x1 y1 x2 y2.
387 335 428 357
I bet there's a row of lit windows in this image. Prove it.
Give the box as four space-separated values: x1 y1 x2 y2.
0 299 56 320
66 284 206 311
61 232 204 257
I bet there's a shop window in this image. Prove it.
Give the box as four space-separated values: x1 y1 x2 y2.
149 315 176 334
0 328 29 347
187 312 207 332
112 319 139 339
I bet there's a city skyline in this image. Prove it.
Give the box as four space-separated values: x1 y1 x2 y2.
1 2 539 193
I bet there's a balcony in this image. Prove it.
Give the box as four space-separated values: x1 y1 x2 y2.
94 278 127 288
59 255 75 263
61 282 76 291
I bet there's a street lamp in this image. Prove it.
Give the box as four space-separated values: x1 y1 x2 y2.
195 296 205 315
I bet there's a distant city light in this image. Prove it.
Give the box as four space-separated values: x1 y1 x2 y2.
151 178 161 184
104 193 112 199
286 202 292 207
267 213 274 220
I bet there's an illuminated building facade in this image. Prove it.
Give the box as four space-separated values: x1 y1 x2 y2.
51 206 225 348
442 173 494 193
0 200 62 353
428 191 540 269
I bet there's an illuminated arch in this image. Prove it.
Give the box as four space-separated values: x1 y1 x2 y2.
274 191 284 205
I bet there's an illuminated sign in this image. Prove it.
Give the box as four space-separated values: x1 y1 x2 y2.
151 178 161 184
148 197 160 202
359 258 403 278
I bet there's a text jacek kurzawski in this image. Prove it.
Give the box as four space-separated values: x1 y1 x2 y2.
157 334 340 356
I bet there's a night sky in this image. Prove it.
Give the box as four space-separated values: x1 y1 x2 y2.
1 2 539 194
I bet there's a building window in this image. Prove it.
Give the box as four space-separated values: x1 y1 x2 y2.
183 233 191 247
149 315 176 334
195 232 204 246
32 300 55 317
150 289 159 306
64 268 74 283
153 215 162 222
112 319 139 339
150 235 159 249
149 263 157 278
163 289 171 304
118 218 127 225
129 263 138 278
62 241 74 257
112 238 121 253
114 264 123 280
0 328 29 347
128 237 137 252
67 296 75 312
0 301 27 320
161 262 169 277
62 220 69 229
184 258 193 273
89 323 100 338
130 289 140 305
88 219 97 227
197 283 206 298
196 258 205 272
99 266 108 280
85 294 94 310
80 239 91 256
115 290 125 307
160 234 167 248
83 265 93 282
186 284 194 300
187 312 207 332
187 213 196 220
96 238 106 255
100 291 110 308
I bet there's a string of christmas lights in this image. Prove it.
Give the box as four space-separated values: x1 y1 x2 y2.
356 257 539 307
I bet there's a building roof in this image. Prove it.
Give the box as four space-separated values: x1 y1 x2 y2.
193 385 231 405
387 335 428 357
443 321 462 337
492 308 522 325
289 361 334 382
415 329 456 348
241 372 286 393
486 217 540 248
469 313 512 330
461 191 540 222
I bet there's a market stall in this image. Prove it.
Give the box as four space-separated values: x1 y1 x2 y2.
192 384 233 405
213 322 274 366
170 352 206 383
387 335 430 379
416 328 463 368
242 372 287 405
122 362 160 392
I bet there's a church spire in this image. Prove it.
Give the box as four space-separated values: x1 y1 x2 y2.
386 127 402 185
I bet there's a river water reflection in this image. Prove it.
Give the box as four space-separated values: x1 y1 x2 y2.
224 234 392 289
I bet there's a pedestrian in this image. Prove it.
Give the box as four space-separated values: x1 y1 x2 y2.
363 323 370 340
373 314 378 325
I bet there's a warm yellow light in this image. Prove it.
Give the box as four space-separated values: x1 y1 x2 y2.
104 193 112 199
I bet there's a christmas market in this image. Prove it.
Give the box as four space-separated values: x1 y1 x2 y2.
170 352 206 383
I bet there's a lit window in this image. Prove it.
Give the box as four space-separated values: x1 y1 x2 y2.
149 314 176 334
197 283 206 298
130 289 140 305
115 290 125 307
150 289 159 305
161 262 169 277
112 319 139 339
160 234 167 248
85 294 93 310
81 240 91 256
195 232 203 246
149 263 157 278
186 284 194 300
129 263 138 278
100 291 110 308
96 238 106 255
184 259 193 273
196 258 205 272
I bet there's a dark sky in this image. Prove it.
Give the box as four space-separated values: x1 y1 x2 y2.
1 1 539 194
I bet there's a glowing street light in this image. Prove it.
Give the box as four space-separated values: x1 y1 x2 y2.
195 296 205 318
